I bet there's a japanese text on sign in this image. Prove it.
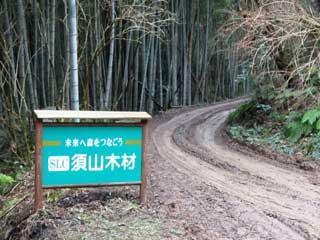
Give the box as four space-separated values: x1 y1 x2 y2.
48 153 136 172
65 138 123 147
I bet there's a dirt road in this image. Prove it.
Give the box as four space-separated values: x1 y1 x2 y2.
149 98 320 240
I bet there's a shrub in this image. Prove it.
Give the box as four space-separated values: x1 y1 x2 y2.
0 173 15 195
302 108 320 130
228 101 257 124
284 108 320 142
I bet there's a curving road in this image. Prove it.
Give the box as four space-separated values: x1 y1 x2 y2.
150 98 320 240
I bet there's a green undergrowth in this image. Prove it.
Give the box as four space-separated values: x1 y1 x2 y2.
0 169 26 200
0 173 15 196
0 125 30 198
228 100 320 161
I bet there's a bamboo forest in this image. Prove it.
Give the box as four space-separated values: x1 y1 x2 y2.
1 0 320 239
0 0 252 164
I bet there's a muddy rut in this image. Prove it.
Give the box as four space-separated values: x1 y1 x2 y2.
150 98 320 240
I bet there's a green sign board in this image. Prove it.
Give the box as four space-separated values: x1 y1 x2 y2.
42 125 143 187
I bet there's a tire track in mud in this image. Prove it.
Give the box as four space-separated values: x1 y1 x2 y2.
151 98 320 240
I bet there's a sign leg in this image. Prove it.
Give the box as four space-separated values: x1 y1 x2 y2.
140 121 148 205
140 184 146 205
35 119 43 211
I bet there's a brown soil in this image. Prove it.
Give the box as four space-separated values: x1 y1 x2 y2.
2 98 320 239
149 98 320 240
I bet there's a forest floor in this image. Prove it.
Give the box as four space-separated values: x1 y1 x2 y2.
1 98 320 240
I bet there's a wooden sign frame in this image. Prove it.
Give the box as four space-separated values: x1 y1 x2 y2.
34 110 151 211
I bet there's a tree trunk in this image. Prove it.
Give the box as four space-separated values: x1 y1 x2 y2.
122 30 133 110
159 41 163 108
201 0 210 103
134 33 140 111
105 0 115 110
147 34 155 113
148 36 158 114
62 0 70 109
171 0 178 106
139 38 152 111
182 0 188 106
68 0 79 111
194 0 201 104
49 0 56 106
187 2 195 106
3 0 18 105
17 0 37 109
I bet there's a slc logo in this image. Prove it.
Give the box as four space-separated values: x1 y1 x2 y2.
48 156 70 172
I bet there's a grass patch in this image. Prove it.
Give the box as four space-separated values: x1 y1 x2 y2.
228 102 320 161
56 197 181 240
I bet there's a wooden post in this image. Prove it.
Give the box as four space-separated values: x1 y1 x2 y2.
35 119 43 211
140 120 148 205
